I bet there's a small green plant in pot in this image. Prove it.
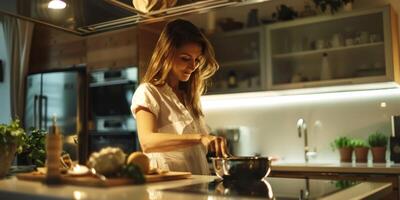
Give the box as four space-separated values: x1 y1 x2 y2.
351 139 369 163
368 131 388 163
331 136 353 162
0 119 26 178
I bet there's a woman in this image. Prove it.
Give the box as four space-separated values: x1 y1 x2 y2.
131 19 229 175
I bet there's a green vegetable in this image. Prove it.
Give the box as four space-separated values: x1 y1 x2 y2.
0 119 26 153
333 180 357 189
350 139 369 148
121 163 145 184
330 136 352 151
368 131 388 147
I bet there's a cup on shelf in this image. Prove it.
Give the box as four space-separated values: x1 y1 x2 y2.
250 76 260 88
331 33 343 48
238 80 248 89
354 36 362 45
369 34 378 43
374 61 384 69
369 33 382 43
291 73 302 83
291 42 303 52
316 39 325 50
359 31 369 44
220 80 228 89
345 38 354 46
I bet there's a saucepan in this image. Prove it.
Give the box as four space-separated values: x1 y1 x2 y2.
211 156 271 180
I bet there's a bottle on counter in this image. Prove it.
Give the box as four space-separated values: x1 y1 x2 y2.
45 115 62 185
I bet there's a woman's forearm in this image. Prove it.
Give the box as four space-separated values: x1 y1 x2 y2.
139 133 202 153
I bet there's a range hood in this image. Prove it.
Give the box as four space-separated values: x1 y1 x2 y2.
0 0 270 35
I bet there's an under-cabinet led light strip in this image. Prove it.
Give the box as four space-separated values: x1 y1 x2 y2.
201 84 400 110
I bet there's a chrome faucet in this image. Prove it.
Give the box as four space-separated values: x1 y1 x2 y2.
297 118 309 163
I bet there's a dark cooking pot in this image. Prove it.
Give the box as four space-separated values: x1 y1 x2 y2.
211 157 271 180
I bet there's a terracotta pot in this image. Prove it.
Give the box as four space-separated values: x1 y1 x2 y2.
0 144 17 178
354 147 369 163
339 147 353 162
371 147 386 163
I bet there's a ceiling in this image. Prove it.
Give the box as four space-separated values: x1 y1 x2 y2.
0 0 271 35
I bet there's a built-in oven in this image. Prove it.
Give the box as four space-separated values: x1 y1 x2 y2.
88 67 140 154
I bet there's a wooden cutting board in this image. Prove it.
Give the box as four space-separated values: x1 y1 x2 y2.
16 171 191 187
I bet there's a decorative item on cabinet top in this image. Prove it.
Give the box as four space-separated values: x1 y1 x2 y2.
266 5 398 91
313 0 354 14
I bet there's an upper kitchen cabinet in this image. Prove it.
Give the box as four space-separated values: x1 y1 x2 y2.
266 5 400 90
29 25 87 73
207 27 266 94
86 28 138 70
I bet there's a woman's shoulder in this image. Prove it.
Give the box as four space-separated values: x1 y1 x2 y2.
137 82 158 91
136 82 167 95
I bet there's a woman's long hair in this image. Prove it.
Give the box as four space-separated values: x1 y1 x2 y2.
142 19 219 118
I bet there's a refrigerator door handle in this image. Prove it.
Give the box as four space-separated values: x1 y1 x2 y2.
34 95 39 128
41 95 48 129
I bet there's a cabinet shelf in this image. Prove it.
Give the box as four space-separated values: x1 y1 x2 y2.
208 86 262 94
272 75 388 90
219 59 259 68
272 42 384 59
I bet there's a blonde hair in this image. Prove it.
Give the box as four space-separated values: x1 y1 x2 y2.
142 19 219 118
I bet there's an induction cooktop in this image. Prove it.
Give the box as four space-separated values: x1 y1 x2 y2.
163 177 358 199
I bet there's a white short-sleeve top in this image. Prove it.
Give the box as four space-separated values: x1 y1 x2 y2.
131 83 210 175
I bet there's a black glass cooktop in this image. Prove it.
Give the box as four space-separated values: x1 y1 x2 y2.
163 177 358 199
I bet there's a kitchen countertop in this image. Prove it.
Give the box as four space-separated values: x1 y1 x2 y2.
0 175 393 200
272 162 400 174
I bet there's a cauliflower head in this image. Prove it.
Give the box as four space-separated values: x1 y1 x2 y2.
86 147 126 175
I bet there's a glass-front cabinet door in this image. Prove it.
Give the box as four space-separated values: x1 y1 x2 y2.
207 27 266 94
266 6 397 90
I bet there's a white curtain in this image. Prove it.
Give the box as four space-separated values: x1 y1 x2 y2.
0 15 34 120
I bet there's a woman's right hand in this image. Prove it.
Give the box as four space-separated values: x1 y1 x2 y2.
201 135 231 158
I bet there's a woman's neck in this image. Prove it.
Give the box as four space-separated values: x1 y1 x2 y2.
166 76 179 90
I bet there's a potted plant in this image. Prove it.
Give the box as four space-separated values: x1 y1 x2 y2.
331 136 353 162
272 4 298 21
0 119 26 178
351 139 369 163
20 128 47 167
368 132 388 163
313 0 354 14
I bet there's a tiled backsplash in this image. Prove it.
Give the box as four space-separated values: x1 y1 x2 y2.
202 87 400 163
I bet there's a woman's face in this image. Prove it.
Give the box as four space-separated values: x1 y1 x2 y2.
169 42 202 83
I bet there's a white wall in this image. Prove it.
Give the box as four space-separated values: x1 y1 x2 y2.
0 23 11 123
202 89 400 163
196 0 400 163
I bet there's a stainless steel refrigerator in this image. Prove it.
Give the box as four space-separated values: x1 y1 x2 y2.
24 68 88 163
